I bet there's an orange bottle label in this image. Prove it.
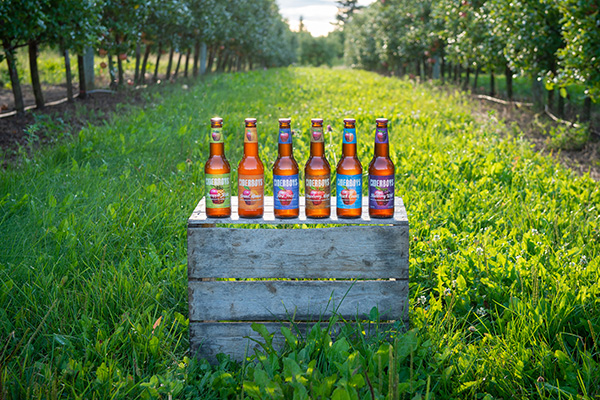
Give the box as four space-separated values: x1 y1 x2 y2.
244 127 258 143
306 174 331 210
238 174 264 211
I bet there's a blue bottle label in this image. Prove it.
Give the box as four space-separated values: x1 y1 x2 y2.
336 173 362 209
343 127 357 144
273 174 299 210
279 128 292 144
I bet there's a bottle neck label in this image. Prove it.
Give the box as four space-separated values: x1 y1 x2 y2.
205 173 230 208
279 128 292 144
375 127 388 144
245 127 258 143
273 174 299 210
210 127 224 144
368 174 394 210
311 127 324 143
343 127 357 144
306 174 330 210
336 173 362 209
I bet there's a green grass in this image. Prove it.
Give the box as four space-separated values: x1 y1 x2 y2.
1 67 599 399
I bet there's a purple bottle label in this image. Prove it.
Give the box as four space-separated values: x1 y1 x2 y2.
273 174 299 210
336 174 362 209
375 127 388 144
369 174 394 210
279 128 292 144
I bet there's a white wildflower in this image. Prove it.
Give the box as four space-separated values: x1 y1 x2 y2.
444 288 452 297
581 255 588 265
433 234 440 242
531 228 538 235
476 247 484 256
476 307 487 317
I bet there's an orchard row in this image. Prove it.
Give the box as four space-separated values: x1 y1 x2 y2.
1 0 295 115
344 0 599 120
204 117 396 219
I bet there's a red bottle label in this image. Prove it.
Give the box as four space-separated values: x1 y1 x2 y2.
306 174 331 210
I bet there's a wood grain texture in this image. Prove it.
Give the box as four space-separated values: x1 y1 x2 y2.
188 280 408 322
188 196 409 226
190 321 407 362
188 225 409 279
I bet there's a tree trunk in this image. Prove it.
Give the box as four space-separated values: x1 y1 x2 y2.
490 70 495 97
77 54 87 99
227 55 235 72
463 66 470 90
248 58 253 71
472 65 480 92
166 47 174 80
531 74 543 108
547 88 555 111
583 96 592 122
3 44 25 116
63 46 74 102
184 48 191 77
134 42 141 84
206 45 215 72
117 55 124 86
108 53 117 88
193 41 200 77
174 51 183 78
28 40 44 109
153 44 162 82
200 42 207 74
440 56 445 84
237 55 242 71
457 65 462 85
558 89 565 118
140 45 151 84
505 64 513 101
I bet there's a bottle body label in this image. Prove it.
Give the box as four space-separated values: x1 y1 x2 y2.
336 174 362 209
206 173 231 208
238 174 264 212
368 175 394 210
306 174 330 210
279 128 292 144
273 174 299 210
343 127 357 144
210 127 224 143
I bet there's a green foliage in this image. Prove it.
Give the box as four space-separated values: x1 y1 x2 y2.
1 68 599 398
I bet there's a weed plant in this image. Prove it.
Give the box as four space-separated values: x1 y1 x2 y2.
0 67 599 399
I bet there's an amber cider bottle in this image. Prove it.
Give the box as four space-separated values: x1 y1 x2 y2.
304 118 331 218
336 118 363 218
273 118 300 218
238 118 264 218
368 118 395 218
204 117 231 218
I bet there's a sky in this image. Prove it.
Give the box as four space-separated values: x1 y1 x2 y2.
276 0 376 37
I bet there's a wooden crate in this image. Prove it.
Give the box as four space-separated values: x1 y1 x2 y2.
187 196 409 362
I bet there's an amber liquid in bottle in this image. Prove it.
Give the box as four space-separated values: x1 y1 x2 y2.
368 118 395 218
273 118 300 218
205 117 231 218
336 118 363 219
305 118 331 218
238 118 264 218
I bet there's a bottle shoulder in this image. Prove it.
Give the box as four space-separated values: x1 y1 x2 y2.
368 156 395 174
205 156 231 173
238 155 264 174
337 156 363 174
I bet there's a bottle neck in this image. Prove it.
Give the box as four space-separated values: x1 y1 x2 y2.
342 142 356 157
243 142 259 156
209 142 225 156
310 141 324 157
374 142 389 157
278 143 292 157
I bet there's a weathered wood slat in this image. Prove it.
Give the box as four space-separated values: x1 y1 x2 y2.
188 280 408 322
190 321 406 362
188 196 409 226
188 226 409 279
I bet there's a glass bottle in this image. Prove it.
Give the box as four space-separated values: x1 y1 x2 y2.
273 118 300 218
205 117 231 218
336 118 363 219
368 118 395 218
305 118 331 218
238 118 264 218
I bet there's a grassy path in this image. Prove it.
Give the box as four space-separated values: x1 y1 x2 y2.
1 67 599 398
